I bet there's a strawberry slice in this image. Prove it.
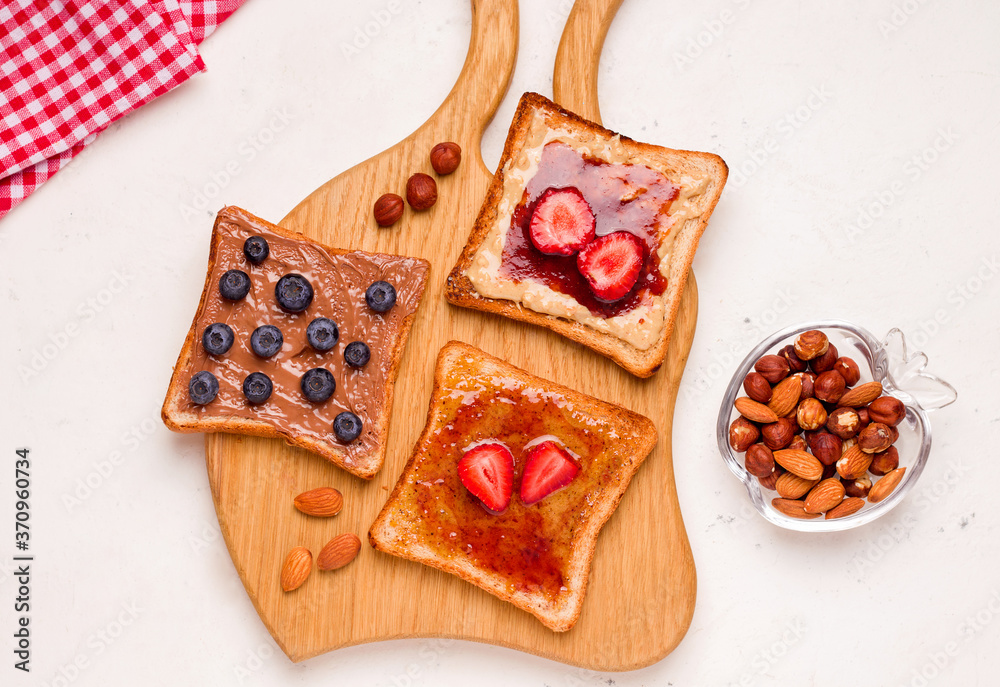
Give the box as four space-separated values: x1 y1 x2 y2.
458 443 514 513
528 187 596 256
575 231 644 301
520 441 580 505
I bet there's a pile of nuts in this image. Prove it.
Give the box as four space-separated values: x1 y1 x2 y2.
280 487 362 592
373 141 462 227
728 329 908 520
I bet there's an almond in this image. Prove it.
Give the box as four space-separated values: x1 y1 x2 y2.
293 487 344 517
836 444 873 480
838 381 884 407
825 496 865 519
317 533 361 571
776 472 820 499
280 546 312 592
773 448 823 481
804 478 846 513
772 497 821 519
735 397 778 424
767 376 802 418
868 467 906 503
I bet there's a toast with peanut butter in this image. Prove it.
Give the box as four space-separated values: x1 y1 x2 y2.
445 92 727 377
369 341 657 631
161 206 429 479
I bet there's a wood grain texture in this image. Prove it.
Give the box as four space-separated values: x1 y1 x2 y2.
204 0 697 668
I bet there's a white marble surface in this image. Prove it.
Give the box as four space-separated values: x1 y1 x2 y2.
3 1 999 685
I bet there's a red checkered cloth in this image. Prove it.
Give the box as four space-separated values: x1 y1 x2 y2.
0 0 245 219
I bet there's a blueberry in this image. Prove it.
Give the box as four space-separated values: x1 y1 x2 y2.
365 280 397 313
242 372 273 404
243 236 270 264
201 322 234 356
301 368 335 403
250 324 283 358
344 341 370 368
306 317 339 352
189 371 219 405
275 273 313 313
333 411 363 443
219 269 251 301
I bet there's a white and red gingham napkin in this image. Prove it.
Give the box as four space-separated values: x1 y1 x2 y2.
0 0 246 219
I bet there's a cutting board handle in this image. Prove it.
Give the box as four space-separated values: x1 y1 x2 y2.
428 0 519 165
553 0 625 124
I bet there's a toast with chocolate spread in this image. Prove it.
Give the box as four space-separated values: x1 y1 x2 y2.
161 206 429 479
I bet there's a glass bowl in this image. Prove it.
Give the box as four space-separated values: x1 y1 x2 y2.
716 320 957 532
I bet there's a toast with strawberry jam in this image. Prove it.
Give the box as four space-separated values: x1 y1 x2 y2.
368 341 657 631
446 92 727 377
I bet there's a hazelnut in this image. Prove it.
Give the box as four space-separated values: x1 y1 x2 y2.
745 443 775 478
809 431 843 466
430 141 462 175
796 371 816 399
729 417 759 452
887 424 900 444
794 330 829 361
796 398 828 431
857 407 871 430
810 343 839 374
868 396 905 426
743 372 772 403
870 446 899 476
834 357 861 386
762 418 796 450
778 345 808 373
788 435 809 452
858 422 893 454
822 463 838 480
814 370 846 404
406 173 437 210
844 476 872 498
373 193 404 227
758 468 783 490
826 407 860 439
754 355 790 384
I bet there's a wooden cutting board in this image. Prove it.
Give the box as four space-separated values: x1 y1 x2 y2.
205 0 697 669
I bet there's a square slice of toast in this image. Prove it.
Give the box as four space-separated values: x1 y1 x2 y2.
161 206 429 479
368 341 657 631
446 92 727 377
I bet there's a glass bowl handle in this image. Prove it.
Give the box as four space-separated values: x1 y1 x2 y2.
878 329 958 411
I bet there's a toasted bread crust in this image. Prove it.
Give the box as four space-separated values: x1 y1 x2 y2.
445 92 727 377
368 341 658 631
161 206 428 479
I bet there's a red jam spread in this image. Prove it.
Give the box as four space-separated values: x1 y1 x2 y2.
397 355 629 600
498 141 679 318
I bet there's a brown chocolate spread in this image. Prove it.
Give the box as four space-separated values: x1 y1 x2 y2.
177 207 428 469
